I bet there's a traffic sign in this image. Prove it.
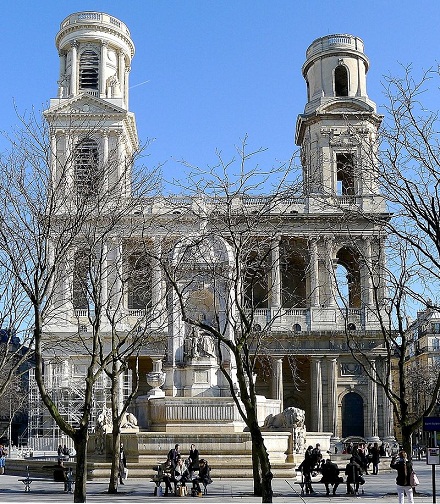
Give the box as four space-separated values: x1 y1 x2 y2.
423 417 440 431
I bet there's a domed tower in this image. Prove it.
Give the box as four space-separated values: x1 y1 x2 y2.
44 12 138 201
295 34 383 210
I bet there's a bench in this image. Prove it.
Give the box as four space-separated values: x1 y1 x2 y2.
151 463 212 496
295 470 346 496
19 465 74 493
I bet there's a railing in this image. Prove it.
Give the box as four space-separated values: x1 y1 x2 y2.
79 89 99 98
129 308 146 317
60 12 131 37
337 195 358 206
284 308 307 316
78 12 101 21
306 34 365 59
243 196 271 206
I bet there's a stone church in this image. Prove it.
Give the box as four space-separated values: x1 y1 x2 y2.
28 11 395 459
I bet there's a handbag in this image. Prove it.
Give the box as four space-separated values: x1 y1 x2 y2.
410 471 419 487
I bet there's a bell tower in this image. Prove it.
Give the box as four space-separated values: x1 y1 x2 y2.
44 12 138 202
295 34 384 212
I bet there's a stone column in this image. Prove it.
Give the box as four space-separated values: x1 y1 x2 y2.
271 236 282 315
58 51 66 80
310 238 319 307
125 66 130 109
363 237 373 307
50 133 57 188
328 357 339 438
101 242 108 308
112 239 123 314
367 359 379 440
70 40 78 96
325 238 337 306
117 132 124 194
311 357 323 431
102 132 109 193
100 41 108 97
118 50 126 103
381 360 395 441
272 357 284 409
65 248 74 312
152 237 165 324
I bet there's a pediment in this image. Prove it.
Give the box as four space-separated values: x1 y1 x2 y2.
317 99 374 115
45 94 126 117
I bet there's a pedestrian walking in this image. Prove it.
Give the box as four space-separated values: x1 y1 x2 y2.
390 450 414 504
119 442 127 485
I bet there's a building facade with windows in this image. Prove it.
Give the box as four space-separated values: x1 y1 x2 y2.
28 13 395 452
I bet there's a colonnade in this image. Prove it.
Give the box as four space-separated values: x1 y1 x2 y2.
269 235 378 313
270 354 394 441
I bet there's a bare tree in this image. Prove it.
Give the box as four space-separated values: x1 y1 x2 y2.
0 107 160 502
74 233 167 494
154 139 300 503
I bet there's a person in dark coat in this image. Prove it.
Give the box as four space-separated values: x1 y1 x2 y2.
167 443 180 469
345 457 364 494
370 442 381 475
390 450 414 504
320 459 342 496
192 459 212 495
119 443 127 485
298 446 316 495
188 443 200 475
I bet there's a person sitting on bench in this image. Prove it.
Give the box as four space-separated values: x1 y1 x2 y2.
172 457 190 494
192 459 212 495
53 459 68 493
320 459 342 496
161 459 174 496
345 456 364 495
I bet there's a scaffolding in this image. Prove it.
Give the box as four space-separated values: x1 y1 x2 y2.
27 358 131 451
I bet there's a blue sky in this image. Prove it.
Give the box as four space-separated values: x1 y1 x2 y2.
1 0 438 180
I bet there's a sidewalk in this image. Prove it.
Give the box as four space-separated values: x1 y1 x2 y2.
0 460 438 502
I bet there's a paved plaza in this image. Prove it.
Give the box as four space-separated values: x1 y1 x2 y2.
0 460 439 503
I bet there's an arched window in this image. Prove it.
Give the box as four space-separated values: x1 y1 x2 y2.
79 50 99 90
342 392 364 437
334 65 349 97
336 248 362 309
74 137 99 197
335 263 350 308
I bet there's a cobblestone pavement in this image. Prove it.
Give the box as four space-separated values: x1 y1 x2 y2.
0 460 439 503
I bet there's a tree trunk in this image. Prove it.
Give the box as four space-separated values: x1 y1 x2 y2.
251 444 262 496
249 422 273 503
401 425 413 459
108 429 121 493
73 430 89 503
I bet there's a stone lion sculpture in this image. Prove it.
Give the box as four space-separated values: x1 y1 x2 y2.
263 406 306 454
263 406 306 429
121 412 139 431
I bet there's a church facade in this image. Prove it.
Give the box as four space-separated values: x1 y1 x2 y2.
28 12 394 452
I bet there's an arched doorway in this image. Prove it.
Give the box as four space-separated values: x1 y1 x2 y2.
342 392 364 437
